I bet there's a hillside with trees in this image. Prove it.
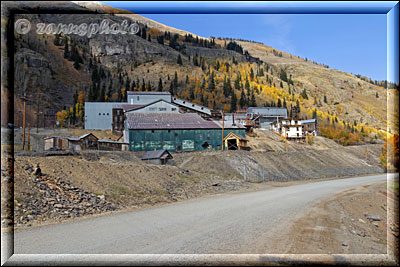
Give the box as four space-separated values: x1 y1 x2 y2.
12 1 398 147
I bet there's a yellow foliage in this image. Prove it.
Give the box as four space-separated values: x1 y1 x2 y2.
56 110 69 127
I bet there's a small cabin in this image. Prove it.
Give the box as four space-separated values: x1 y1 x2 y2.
141 149 173 165
44 133 99 151
223 132 249 151
98 140 129 151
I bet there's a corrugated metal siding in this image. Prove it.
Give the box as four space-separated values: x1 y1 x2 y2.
84 102 121 130
128 128 246 152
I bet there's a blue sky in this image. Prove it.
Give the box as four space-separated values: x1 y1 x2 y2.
103 2 389 81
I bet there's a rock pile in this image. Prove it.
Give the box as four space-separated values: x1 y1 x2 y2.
15 164 117 226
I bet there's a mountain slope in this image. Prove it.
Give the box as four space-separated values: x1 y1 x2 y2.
11 1 398 140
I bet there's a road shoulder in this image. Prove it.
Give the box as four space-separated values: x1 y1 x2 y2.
268 178 399 257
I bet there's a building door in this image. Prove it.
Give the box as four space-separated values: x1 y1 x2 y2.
227 139 238 150
174 131 182 152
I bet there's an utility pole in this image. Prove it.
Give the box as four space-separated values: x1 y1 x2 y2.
221 111 224 152
20 93 28 151
27 125 30 151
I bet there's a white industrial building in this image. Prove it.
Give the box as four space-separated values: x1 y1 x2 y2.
85 91 212 130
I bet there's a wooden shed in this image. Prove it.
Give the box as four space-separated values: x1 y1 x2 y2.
44 133 99 151
223 132 249 150
67 133 99 151
98 140 129 151
141 150 173 165
44 136 70 151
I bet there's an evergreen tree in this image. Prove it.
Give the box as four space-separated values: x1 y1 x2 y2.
141 79 146 91
301 88 308 99
146 81 152 91
250 89 256 107
296 99 301 113
201 58 206 71
158 78 163 92
193 54 199 66
190 87 195 100
250 68 254 80
107 81 112 100
157 35 164 45
235 74 241 90
239 89 246 108
230 91 237 112
277 98 282 107
173 71 178 89
177 54 183 65
99 83 105 102
169 81 174 95
208 71 215 91
280 69 288 82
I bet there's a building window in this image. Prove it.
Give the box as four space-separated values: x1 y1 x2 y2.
107 113 109 116
159 108 167 111
137 96 139 101
117 110 120 115
99 113 101 116
103 113 105 116
297 133 299 137
172 108 176 111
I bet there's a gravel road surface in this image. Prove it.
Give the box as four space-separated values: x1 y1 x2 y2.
13 174 390 254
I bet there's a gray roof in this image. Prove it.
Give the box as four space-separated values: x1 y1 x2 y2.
98 140 128 144
45 133 97 141
247 107 287 117
141 150 173 160
127 91 171 95
113 104 144 111
172 97 211 116
124 99 181 113
126 113 216 130
301 119 317 124
126 113 245 130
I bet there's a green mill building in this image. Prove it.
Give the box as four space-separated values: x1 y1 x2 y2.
124 113 246 152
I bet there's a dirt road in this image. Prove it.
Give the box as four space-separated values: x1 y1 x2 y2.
11 174 392 255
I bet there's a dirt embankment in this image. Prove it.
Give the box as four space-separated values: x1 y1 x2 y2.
273 178 399 258
14 134 385 229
